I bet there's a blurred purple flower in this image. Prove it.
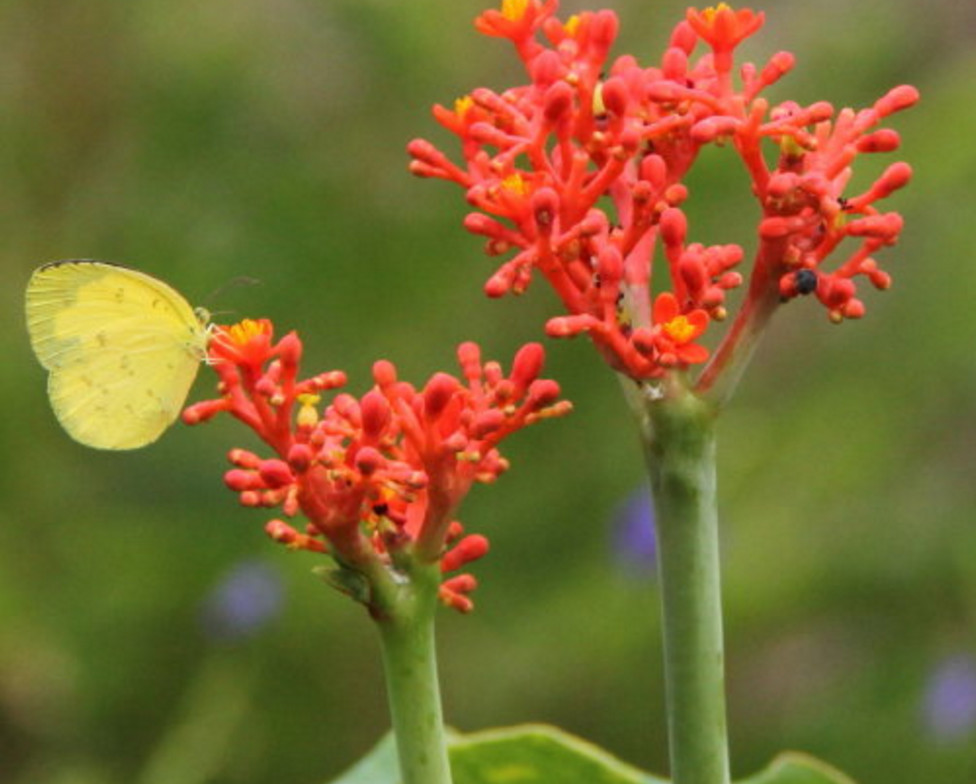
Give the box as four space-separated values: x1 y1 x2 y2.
200 559 284 642
922 653 976 742
611 488 657 574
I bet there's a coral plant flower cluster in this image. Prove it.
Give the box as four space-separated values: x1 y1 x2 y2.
183 319 571 613
408 0 918 383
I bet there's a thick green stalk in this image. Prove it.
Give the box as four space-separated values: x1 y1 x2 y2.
374 560 453 784
628 380 730 784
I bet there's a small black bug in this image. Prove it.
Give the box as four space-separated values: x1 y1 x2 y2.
794 268 818 295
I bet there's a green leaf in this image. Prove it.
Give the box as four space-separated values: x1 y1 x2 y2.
325 727 857 784
327 733 399 784
449 724 666 784
737 752 858 784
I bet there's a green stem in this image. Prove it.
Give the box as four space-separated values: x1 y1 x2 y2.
627 379 730 784
374 561 453 784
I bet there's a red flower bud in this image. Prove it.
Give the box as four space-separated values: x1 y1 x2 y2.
361 390 391 439
259 459 294 489
287 443 313 473
511 343 545 390
424 373 459 420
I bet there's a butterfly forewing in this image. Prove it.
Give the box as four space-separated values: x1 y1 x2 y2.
25 261 209 449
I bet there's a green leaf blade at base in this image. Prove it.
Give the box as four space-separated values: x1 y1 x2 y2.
326 726 857 784
449 724 666 784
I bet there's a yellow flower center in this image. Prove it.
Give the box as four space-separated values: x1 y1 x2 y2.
454 95 474 119
501 173 529 196
701 3 732 23
664 315 697 344
226 318 269 345
501 0 529 22
564 14 581 36
297 393 321 428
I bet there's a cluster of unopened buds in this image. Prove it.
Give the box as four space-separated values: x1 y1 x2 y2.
183 319 571 612
408 0 918 382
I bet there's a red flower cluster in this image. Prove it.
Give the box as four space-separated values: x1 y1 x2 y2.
183 319 571 613
408 1 917 382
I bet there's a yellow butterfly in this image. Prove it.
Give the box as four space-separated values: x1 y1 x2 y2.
25 260 210 450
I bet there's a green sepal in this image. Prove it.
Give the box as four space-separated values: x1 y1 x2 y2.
313 564 372 605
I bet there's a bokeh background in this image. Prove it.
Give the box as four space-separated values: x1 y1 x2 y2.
1 0 974 782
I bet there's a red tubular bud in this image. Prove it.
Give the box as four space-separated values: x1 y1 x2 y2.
543 81 575 124
759 216 794 238
531 187 560 232
846 213 903 239
690 116 739 143
287 443 313 473
875 85 920 116
545 314 597 337
590 10 620 55
472 409 505 438
842 299 866 319
639 154 667 187
361 390 391 438
719 271 743 289
766 172 799 199
759 51 795 86
372 360 397 388
660 207 687 247
354 446 386 476
874 162 913 197
597 246 624 283
679 257 708 292
530 49 566 87
424 373 459 420
331 393 361 425
276 332 302 367
661 47 688 80
484 272 512 298
225 469 263 492
228 448 261 468
457 342 482 377
441 534 491 573
406 138 449 167
464 212 509 238
669 20 698 53
468 122 511 147
646 82 681 103
856 129 901 153
821 276 856 307
527 379 561 408
265 519 299 544
181 399 226 425
631 327 656 356
511 343 545 390
259 459 295 489
600 77 629 117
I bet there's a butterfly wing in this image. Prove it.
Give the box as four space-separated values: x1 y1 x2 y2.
26 261 208 449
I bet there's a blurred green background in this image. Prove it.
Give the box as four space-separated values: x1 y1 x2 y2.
1 0 973 782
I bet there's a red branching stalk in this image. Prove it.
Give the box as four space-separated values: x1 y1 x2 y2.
184 319 571 613
408 0 918 398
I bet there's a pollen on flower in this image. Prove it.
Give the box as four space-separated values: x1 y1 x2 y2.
225 318 271 346
297 394 321 428
663 315 699 345
501 173 530 196
502 0 530 21
454 95 474 118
